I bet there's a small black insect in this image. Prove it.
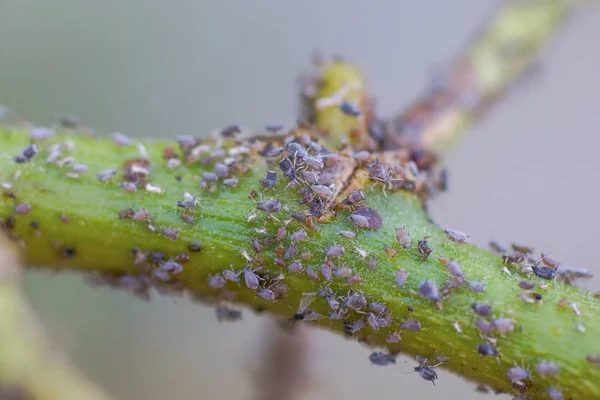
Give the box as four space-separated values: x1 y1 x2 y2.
414 358 443 385
340 101 361 116
279 156 296 181
532 265 556 280
261 171 277 189
476 343 498 357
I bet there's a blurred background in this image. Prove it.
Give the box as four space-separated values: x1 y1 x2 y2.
1 1 599 399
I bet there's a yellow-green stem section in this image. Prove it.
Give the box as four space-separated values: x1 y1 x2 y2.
1 129 598 399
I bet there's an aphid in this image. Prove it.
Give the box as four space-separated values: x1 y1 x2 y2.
475 319 493 335
290 211 307 224
223 177 238 187
243 268 261 290
338 230 356 239
489 240 507 254
512 243 534 254
71 164 88 174
13 154 27 163
396 269 409 287
189 242 202 252
546 388 564 400
320 263 333 281
279 157 296 181
347 275 361 285
414 359 441 385
520 292 542 303
208 274 227 288
152 269 171 281
418 280 440 302
260 171 277 189
132 208 149 221
181 214 195 224
284 245 298 259
340 101 361 116
386 332 402 343
276 226 287 241
30 126 55 140
22 144 38 160
97 168 117 182
221 124 243 136
326 245 345 258
438 257 463 277
290 229 307 241
342 189 365 206
369 302 388 315
506 367 529 382
350 206 382 230
503 251 525 264
477 343 498 357
367 256 377 271
536 361 559 376
586 354 600 365
311 184 333 200
468 281 486 293
287 261 302 273
367 161 389 182
305 269 320 281
177 193 200 209
353 150 371 161
445 228 469 243
257 289 275 302
272 283 290 299
159 261 183 274
61 247 76 258
119 208 134 219
556 265 593 283
215 304 242 322
418 237 432 259
257 199 281 213
292 292 317 321
369 352 396 366
334 267 352 278
121 181 137 192
382 245 398 258
395 225 411 249
401 319 421 332
344 293 367 310
519 280 535 290
532 265 555 280
492 318 514 334
162 228 178 240
14 203 31 215
472 303 492 317
251 238 263 253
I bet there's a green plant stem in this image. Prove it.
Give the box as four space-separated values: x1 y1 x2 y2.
1 129 599 399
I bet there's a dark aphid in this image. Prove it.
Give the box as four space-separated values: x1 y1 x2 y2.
177 193 200 209
97 168 117 182
14 203 31 215
257 199 281 213
506 367 529 382
347 275 361 285
284 245 298 259
368 121 385 142
304 155 324 170
215 304 243 322
367 161 389 182
305 269 320 281
369 302 388 315
386 332 402 343
202 172 218 182
290 211 307 224
334 266 352 278
326 245 345 258
512 243 534 254
272 283 290 299
368 256 377 271
343 189 365 206
541 254 559 269
350 206 382 230
414 365 438 385
162 228 179 240
318 287 334 298
13 154 27 163
418 280 440 302
181 214 195 224
369 352 396 366
119 208 134 219
132 208 150 221
261 171 277 189
418 236 432 259
300 170 320 183
503 251 525 264
489 240 507 254
353 150 370 161
536 361 559 376
396 269 409 287
159 261 183 274
189 242 202 252
395 225 411 249
338 230 356 239
22 144 38 160
214 162 229 178
223 177 239 187
61 247 76 258
312 184 333 200
472 303 492 317
383 245 398 258
122 181 137 192
438 257 463 277
477 343 498 357
29 126 54 140
519 280 535 290
257 289 276 302
221 124 243 136
546 388 564 400
72 164 89 174
261 143 284 157
340 101 361 116
175 253 190 264
286 142 307 158
279 156 296 181
208 274 226 288
293 292 317 321
475 319 493 335
556 265 594 283
532 265 555 280
445 228 469 244
320 263 333 281
468 281 486 293
290 229 307 241
492 318 515 334
265 122 285 132
287 261 303 273
252 238 263 253
343 319 366 335
243 268 261 290
344 293 367 310
401 319 421 332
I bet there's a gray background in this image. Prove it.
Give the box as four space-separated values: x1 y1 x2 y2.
1 1 599 399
